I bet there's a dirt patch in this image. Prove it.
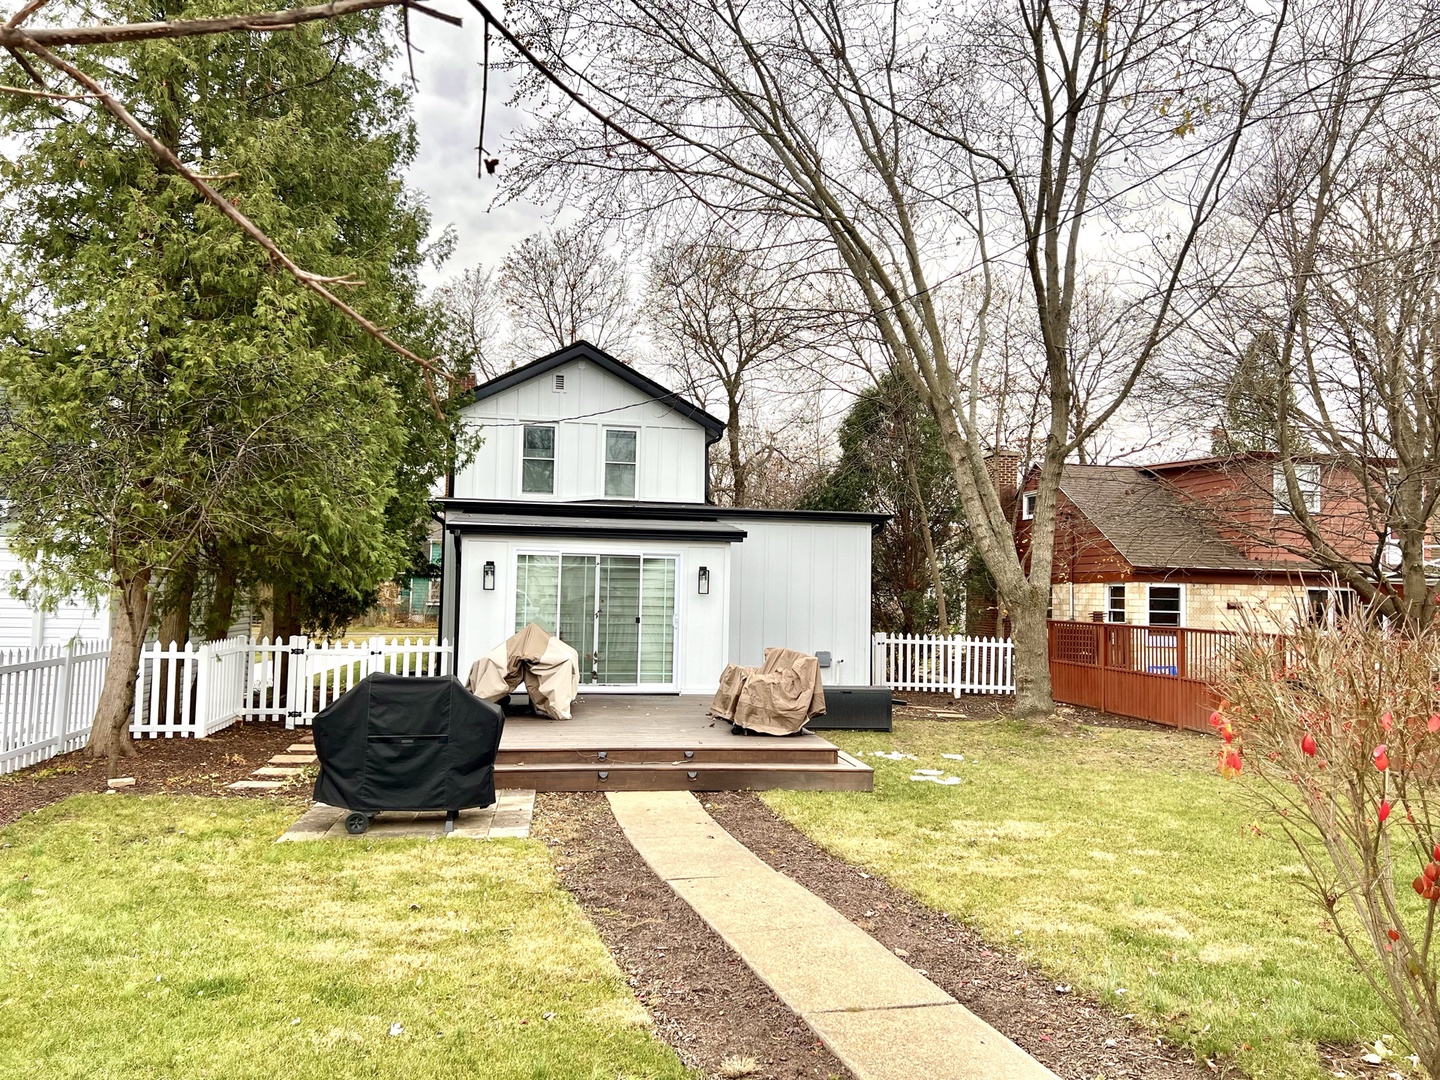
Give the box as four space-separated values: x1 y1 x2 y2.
702 790 1230 1080
532 792 851 1080
895 692 1210 735
0 723 304 827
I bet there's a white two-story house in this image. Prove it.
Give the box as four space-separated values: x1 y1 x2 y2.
436 341 884 695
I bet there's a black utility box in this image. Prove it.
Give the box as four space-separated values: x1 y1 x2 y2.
807 685 894 732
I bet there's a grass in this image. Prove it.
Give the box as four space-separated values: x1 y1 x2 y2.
763 717 1396 1079
0 795 691 1080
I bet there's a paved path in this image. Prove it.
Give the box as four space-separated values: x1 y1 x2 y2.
276 790 536 842
608 791 1058 1080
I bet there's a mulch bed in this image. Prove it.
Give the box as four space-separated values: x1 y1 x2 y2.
0 722 302 827
532 792 853 1080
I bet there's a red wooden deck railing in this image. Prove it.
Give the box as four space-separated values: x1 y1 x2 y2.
1048 620 1239 730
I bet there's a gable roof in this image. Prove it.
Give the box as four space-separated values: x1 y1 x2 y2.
1057 464 1272 572
466 340 727 441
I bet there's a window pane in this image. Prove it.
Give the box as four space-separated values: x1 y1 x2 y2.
515 555 559 633
1107 585 1125 623
1148 586 1182 627
523 425 554 455
605 461 637 498
522 458 554 494
606 429 637 464
640 558 676 684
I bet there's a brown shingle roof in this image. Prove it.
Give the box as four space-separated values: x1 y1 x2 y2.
1058 464 1274 572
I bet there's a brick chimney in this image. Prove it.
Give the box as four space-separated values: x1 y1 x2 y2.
984 449 1022 496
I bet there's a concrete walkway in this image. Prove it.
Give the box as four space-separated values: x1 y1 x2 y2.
608 791 1058 1080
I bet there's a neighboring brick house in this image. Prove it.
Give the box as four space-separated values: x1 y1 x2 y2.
1016 454 1405 632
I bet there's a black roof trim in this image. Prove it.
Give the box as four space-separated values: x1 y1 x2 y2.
435 497 889 528
443 512 746 544
464 341 727 441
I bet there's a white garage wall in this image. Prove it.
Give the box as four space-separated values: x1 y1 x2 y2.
721 518 873 686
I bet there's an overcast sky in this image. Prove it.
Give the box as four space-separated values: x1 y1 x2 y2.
400 9 549 291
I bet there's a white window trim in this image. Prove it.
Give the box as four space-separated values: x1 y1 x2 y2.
1145 582 1186 628
1273 462 1322 516
1106 583 1126 623
520 423 557 496
602 426 640 499
1022 490 1037 520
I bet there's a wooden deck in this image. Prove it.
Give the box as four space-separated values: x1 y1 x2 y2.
496 694 872 792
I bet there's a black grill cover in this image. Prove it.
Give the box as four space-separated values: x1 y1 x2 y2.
312 674 505 813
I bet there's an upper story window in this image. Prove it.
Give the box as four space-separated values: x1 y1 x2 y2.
1022 491 1037 520
604 428 638 498
428 540 441 565
522 425 556 494
1273 462 1321 515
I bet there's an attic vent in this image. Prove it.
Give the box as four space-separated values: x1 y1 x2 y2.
552 373 566 392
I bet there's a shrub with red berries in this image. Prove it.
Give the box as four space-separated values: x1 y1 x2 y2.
1218 616 1440 1076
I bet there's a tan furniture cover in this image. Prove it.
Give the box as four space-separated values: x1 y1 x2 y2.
708 647 826 735
465 623 580 721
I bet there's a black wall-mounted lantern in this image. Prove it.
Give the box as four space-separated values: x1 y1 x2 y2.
482 561 496 591
698 566 710 595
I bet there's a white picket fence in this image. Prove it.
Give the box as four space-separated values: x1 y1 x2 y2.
872 632 1015 697
136 635 453 736
0 639 112 776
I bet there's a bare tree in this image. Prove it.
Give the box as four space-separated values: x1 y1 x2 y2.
1194 4 1440 628
431 263 504 380
498 226 635 355
499 0 1296 714
646 229 810 505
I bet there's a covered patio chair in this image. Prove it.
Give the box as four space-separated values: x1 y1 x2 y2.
708 647 826 735
465 622 580 720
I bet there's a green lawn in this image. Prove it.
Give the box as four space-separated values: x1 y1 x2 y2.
0 795 690 1080
764 717 1393 1079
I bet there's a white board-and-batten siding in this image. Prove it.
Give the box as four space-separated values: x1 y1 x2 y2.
722 517 873 686
453 358 710 503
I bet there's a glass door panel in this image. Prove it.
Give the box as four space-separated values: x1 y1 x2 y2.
514 555 559 633
558 555 598 683
639 558 676 684
596 556 641 684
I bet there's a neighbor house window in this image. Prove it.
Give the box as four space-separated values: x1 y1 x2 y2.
1147 584 1183 627
1273 463 1321 515
426 577 440 606
1022 491 1037 520
604 428 638 498
1107 584 1126 623
522 425 556 494
1306 587 1356 627
429 540 442 566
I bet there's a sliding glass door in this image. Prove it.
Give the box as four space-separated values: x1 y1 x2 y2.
514 553 677 687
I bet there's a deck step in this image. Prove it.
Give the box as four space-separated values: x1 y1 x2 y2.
495 752 872 793
495 745 838 767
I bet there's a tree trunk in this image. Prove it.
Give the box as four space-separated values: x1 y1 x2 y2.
85 568 153 772
203 546 240 641
1008 593 1053 718
271 577 303 712
727 389 745 506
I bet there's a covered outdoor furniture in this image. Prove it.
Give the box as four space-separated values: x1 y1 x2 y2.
708 647 827 735
312 673 504 835
465 622 581 721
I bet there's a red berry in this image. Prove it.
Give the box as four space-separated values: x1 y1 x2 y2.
1374 745 1390 771
1209 710 1223 729
1379 800 1392 824
1425 863 1438 882
1389 929 1401 941
1429 714 1440 733
1416 877 1428 896
1222 727 1234 744
1301 734 1316 757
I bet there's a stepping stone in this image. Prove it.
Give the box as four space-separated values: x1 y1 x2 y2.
253 767 303 777
286 744 315 753
269 754 316 765
276 803 344 841
107 777 136 788
229 780 283 791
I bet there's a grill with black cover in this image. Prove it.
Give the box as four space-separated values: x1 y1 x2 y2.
312 673 505 835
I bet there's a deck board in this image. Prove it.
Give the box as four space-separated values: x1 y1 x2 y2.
498 694 839 753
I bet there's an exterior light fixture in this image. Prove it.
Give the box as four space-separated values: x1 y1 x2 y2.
698 566 710 595
482 561 496 591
